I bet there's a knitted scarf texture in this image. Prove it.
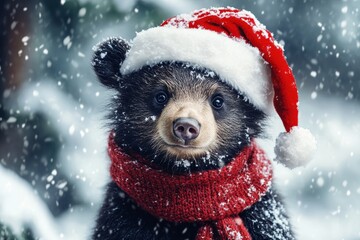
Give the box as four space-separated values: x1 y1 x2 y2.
109 135 272 240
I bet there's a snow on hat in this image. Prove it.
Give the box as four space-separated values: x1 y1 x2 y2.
120 7 316 168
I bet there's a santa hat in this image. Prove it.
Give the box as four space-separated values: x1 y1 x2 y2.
120 7 316 169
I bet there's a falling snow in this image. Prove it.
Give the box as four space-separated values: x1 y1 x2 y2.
0 1 359 240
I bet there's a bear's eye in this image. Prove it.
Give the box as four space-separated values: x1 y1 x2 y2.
211 95 224 109
155 91 168 104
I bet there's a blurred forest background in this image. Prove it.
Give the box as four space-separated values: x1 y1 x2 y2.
0 0 359 239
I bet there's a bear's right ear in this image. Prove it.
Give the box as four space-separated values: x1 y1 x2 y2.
92 37 130 89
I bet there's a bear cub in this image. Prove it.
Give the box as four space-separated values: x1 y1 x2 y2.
91 38 295 240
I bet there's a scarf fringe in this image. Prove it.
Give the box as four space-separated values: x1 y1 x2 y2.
196 217 251 240
196 224 214 240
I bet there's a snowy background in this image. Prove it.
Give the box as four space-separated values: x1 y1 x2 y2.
0 0 359 239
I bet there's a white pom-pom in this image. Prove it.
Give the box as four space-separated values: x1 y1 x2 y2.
274 126 317 169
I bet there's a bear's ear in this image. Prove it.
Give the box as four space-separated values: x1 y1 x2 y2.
92 37 130 89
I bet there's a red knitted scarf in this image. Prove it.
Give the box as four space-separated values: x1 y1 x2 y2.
109 135 272 240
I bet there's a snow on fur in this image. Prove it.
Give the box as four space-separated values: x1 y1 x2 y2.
120 27 273 111
274 126 317 169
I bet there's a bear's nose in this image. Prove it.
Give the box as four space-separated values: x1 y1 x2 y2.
173 117 200 143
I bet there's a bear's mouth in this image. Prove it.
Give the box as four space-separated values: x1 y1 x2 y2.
161 140 212 158
160 131 215 150
166 143 207 149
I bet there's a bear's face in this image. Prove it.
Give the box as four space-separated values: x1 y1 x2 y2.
93 38 266 174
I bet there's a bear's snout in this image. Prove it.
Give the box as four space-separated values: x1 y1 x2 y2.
173 117 200 144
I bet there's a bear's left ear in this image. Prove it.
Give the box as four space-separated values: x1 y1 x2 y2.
92 37 130 89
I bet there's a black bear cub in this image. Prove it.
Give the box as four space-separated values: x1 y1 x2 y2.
89 6 316 240
91 38 294 240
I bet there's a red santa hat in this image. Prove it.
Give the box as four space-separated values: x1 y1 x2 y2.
120 7 316 169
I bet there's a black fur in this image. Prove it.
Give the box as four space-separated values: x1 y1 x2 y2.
113 64 267 174
92 37 130 89
93 182 294 240
93 38 266 174
92 38 295 239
